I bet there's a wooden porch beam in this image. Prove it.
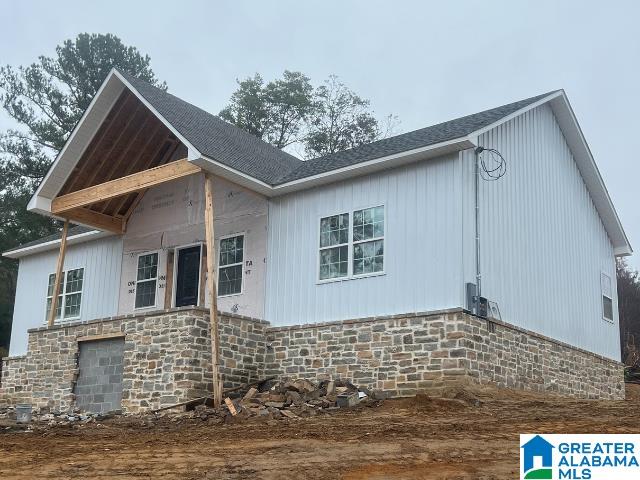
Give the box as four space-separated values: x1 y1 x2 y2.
48 220 69 327
109 138 179 217
204 174 223 408
64 207 125 234
118 140 181 223
51 159 201 214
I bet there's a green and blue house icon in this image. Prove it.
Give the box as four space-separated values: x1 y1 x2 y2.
521 435 554 479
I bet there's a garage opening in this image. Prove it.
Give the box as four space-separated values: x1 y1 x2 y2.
75 337 125 413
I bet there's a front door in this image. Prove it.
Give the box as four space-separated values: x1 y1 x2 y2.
175 246 201 307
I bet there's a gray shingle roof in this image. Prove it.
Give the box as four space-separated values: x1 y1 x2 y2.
123 72 556 186
121 73 303 185
276 91 557 183
8 81 558 254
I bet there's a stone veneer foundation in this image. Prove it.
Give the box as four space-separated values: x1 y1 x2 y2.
0 308 624 412
0 307 267 412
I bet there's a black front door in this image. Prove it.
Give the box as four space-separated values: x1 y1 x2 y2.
175 246 201 307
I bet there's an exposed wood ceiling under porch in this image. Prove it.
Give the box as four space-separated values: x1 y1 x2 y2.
53 88 189 233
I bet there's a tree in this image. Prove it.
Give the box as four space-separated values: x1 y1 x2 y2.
220 71 315 149
0 33 165 351
219 74 269 140
263 71 314 149
305 75 387 158
220 71 396 158
617 258 640 363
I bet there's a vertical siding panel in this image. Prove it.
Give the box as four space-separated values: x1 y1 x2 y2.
9 236 124 356
265 153 464 326
472 104 619 359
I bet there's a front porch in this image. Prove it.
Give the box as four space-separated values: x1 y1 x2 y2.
37 79 236 406
0 307 268 412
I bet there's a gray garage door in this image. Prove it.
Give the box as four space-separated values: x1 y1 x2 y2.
75 338 125 414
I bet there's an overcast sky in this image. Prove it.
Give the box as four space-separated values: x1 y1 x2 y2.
1 0 638 266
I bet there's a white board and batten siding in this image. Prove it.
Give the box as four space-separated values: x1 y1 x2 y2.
461 103 620 360
8 103 623 362
9 236 123 356
266 103 621 360
265 153 466 326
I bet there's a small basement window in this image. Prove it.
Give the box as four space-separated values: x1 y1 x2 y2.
45 267 84 322
601 272 613 322
219 235 244 296
135 252 158 309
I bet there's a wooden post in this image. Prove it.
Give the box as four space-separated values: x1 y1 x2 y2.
48 220 69 327
204 174 222 408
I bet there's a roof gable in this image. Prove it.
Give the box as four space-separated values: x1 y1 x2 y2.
119 73 303 185
22 70 630 257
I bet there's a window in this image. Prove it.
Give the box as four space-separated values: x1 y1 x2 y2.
45 268 84 322
135 253 158 309
353 206 384 275
219 235 244 296
318 206 385 281
319 213 349 280
601 272 613 322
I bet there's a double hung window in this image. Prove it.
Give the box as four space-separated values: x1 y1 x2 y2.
318 206 385 281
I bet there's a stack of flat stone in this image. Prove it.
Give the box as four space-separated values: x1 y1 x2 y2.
223 378 369 419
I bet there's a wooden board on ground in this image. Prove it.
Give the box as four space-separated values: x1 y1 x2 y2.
224 398 238 416
243 387 258 402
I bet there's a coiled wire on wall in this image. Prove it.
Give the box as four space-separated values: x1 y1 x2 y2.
475 146 507 180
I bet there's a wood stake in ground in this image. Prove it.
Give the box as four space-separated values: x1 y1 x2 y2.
48 219 69 327
204 174 223 408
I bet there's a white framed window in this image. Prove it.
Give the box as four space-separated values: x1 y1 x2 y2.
45 267 84 322
318 205 385 282
219 234 244 296
353 206 384 276
319 213 349 280
135 252 158 309
601 272 614 322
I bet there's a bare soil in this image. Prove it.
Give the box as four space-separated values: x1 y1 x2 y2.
1 384 638 480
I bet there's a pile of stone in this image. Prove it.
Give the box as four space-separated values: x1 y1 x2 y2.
220 378 371 420
0 405 117 427
0 378 375 428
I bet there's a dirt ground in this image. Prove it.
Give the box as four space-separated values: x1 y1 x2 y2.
1 384 639 480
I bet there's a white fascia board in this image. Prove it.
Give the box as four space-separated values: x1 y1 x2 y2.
191 156 274 196
468 90 632 256
471 91 565 138
27 69 204 216
2 230 111 259
549 94 632 256
194 137 475 197
112 70 201 157
271 137 476 195
28 69 126 211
